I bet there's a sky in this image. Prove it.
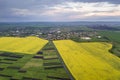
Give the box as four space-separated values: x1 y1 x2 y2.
0 0 120 22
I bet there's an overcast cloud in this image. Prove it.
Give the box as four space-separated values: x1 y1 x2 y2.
0 0 120 22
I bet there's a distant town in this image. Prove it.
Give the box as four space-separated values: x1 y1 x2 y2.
0 26 101 41
0 22 119 41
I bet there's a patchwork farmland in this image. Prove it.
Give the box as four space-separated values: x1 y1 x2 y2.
0 37 70 80
1 37 120 80
54 40 120 80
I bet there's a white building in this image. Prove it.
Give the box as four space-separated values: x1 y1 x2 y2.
81 37 91 40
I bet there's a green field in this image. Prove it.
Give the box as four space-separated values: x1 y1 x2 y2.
99 31 120 57
99 31 120 43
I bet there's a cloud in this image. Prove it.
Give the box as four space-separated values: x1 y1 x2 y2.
28 2 120 20
12 8 37 16
0 0 120 21
72 0 120 4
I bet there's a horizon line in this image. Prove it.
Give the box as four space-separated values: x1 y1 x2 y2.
0 21 120 23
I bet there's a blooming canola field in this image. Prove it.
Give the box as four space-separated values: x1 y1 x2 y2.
54 40 120 80
0 37 48 54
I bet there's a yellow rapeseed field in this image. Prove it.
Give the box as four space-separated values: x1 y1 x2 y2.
54 40 120 80
0 37 48 54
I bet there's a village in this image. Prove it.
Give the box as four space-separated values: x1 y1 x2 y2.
0 26 101 41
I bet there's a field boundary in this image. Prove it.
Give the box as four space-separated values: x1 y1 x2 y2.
52 41 75 80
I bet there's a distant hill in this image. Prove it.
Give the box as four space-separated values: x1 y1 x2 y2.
0 21 120 28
